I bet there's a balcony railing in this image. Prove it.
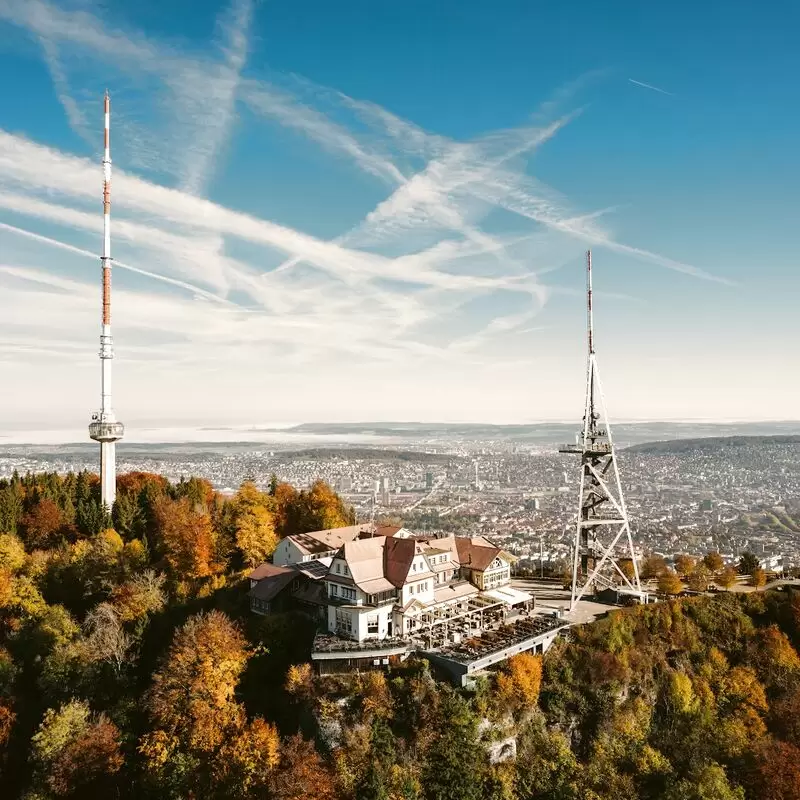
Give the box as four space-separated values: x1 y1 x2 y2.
312 633 410 654
88 421 125 441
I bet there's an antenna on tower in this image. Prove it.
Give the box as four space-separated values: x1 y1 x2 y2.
559 251 642 611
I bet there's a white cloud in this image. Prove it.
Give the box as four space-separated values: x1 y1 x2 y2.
0 0 743 428
178 0 254 194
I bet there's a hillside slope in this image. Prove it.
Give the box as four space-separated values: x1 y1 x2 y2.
290 590 800 800
626 434 800 454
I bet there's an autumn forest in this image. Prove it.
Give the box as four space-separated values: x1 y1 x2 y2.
1 471 799 799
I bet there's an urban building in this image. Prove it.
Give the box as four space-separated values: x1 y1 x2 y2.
248 527 543 678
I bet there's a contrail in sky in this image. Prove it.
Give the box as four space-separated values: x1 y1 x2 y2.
628 78 674 96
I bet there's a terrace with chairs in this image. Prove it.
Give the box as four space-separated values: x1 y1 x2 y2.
422 613 567 684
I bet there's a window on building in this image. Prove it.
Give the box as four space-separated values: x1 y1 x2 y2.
344 566 349 575
335 609 353 636
367 616 379 634
336 563 341 574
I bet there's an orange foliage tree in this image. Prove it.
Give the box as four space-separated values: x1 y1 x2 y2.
48 716 123 796
688 564 711 592
272 482 299 538
31 700 123 797
751 625 800 690
22 499 64 549
301 479 355 531
703 551 724 572
285 662 314 700
214 717 280 796
356 670 393 719
268 734 336 800
0 700 15 749
657 570 684 597
620 560 636 582
772 687 800 746
496 652 543 713
746 739 800 800
273 480 354 538
152 496 221 587
140 610 280 796
0 568 12 609
641 555 668 580
717 566 738 591
110 570 166 623
750 567 767 589
116 471 170 496
675 554 696 577
145 610 249 748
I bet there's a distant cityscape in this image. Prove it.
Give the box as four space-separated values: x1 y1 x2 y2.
3 426 799 573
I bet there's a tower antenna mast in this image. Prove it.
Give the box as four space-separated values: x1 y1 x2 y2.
89 91 125 510
559 251 642 611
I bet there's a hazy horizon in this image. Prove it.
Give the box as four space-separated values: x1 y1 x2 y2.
2 418 799 447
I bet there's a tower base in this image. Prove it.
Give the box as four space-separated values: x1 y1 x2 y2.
100 441 117 509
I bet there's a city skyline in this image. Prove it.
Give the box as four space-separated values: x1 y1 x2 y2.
1 0 799 434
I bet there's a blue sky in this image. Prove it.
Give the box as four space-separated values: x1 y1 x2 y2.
0 0 797 436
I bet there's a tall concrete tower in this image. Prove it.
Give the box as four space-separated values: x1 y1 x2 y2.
560 251 642 612
88 92 124 510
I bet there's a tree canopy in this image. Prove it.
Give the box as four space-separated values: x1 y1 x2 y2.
738 552 760 576
3 469 800 799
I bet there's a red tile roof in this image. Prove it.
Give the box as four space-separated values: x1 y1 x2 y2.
384 537 416 587
455 537 502 572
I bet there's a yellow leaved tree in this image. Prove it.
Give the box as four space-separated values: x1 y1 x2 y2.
234 481 278 567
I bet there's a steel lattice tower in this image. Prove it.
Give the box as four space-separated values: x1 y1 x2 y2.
88 92 124 510
560 251 642 611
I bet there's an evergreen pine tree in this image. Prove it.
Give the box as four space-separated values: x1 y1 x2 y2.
421 692 485 800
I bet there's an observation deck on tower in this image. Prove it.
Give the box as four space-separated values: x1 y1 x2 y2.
558 436 613 456
89 418 125 442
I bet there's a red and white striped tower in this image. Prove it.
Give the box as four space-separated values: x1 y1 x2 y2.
89 91 124 510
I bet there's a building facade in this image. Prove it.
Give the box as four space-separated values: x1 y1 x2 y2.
321 534 518 644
